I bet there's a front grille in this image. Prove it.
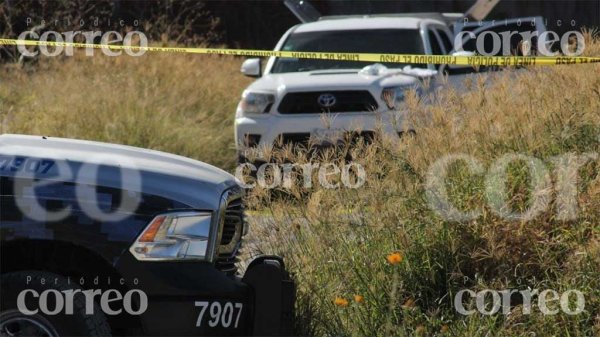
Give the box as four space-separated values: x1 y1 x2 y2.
278 90 378 114
215 190 244 276
276 131 375 148
220 197 243 245
277 133 311 147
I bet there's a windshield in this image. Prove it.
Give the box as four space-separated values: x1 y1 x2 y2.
271 29 424 73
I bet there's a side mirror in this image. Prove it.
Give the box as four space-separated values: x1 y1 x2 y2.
241 58 262 78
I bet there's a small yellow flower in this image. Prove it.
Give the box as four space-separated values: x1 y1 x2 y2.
334 297 349 307
440 325 449 333
354 294 364 303
415 325 426 335
386 252 403 265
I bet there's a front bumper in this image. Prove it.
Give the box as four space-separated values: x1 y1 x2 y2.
116 253 295 336
235 110 410 151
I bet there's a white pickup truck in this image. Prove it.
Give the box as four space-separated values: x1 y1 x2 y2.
234 12 546 161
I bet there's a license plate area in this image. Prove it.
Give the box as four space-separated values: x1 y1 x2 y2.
311 128 344 143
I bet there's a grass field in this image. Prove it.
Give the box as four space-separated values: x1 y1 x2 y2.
0 52 252 170
1 35 600 336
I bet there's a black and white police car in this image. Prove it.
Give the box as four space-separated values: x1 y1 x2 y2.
0 134 294 336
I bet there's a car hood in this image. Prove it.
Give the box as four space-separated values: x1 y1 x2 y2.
0 134 237 210
246 67 428 93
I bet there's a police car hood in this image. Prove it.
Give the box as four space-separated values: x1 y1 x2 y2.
0 135 237 210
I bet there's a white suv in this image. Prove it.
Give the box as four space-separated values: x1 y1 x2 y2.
234 13 545 160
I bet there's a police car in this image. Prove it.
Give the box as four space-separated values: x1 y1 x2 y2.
0 134 294 336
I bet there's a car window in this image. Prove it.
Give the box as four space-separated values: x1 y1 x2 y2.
428 29 443 55
438 30 453 54
271 29 425 73
460 22 541 56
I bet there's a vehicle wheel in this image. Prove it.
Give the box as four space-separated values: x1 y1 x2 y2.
0 271 111 337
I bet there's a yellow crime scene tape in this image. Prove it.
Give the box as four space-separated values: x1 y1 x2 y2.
1 38 600 67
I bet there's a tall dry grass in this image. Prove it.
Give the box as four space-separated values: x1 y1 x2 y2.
242 36 600 336
0 51 252 169
1 35 599 336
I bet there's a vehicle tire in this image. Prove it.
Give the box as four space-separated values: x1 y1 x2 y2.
0 271 111 337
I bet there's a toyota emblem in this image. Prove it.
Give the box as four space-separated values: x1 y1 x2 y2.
317 93 337 108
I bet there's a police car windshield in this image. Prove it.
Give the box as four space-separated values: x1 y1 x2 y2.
271 29 424 73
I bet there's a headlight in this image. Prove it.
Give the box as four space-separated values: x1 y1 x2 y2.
381 86 420 110
130 211 215 261
239 91 275 114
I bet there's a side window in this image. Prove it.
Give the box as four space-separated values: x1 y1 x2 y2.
461 21 540 56
439 31 453 54
427 29 443 55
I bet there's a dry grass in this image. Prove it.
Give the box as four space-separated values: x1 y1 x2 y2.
1 36 600 336
0 51 252 170
242 36 600 336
